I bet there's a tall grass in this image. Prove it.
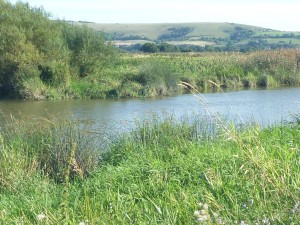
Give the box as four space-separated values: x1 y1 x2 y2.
1 114 101 183
1 97 300 223
66 49 300 99
0 110 300 224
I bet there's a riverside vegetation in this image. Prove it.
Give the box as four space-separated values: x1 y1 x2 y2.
2 2 300 224
1 111 300 224
1 1 300 100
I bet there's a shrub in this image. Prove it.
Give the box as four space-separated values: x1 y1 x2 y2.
256 74 277 87
17 77 49 100
242 72 257 87
136 60 180 96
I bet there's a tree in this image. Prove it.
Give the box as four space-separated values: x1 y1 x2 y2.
159 43 178 52
62 24 116 77
140 43 159 53
0 0 117 98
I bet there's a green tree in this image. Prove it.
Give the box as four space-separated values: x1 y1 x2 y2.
140 43 159 53
159 43 178 52
0 0 117 98
63 24 116 77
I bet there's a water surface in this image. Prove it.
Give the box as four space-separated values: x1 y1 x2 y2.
1 87 300 130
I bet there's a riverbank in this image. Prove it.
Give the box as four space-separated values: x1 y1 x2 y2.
2 1 300 100
48 50 300 100
1 114 300 224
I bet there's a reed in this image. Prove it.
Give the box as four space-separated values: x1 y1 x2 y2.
1 107 300 224
1 114 101 183
64 49 300 99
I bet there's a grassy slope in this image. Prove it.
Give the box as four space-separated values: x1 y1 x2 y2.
1 114 300 224
81 22 300 47
87 22 260 39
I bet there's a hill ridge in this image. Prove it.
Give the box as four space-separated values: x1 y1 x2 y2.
77 22 300 52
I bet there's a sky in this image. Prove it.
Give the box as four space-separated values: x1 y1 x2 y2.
7 0 300 31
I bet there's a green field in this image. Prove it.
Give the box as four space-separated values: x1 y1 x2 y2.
86 22 238 39
166 40 214 46
81 22 300 50
86 22 272 39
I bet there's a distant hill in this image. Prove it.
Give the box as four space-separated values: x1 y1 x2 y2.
77 22 300 52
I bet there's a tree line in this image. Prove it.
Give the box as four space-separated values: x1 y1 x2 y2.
121 41 298 53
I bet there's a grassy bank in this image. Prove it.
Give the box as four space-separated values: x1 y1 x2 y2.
2 1 300 100
68 49 300 99
1 113 300 224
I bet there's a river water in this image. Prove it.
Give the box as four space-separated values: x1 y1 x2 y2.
1 87 300 130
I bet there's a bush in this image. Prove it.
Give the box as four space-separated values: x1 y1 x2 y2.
136 60 180 96
140 43 159 53
17 77 49 100
256 74 277 87
242 72 257 87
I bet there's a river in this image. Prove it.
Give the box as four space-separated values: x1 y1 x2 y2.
1 87 300 131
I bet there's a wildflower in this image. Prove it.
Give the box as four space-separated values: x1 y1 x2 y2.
194 202 210 223
212 212 219 218
262 217 270 225
1 209 6 215
78 220 90 225
194 210 201 217
249 199 254 205
1 209 6 218
36 213 46 221
203 203 209 210
242 199 254 209
197 214 209 222
216 218 224 224
292 201 299 214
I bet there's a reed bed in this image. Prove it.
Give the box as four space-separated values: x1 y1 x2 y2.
76 49 300 98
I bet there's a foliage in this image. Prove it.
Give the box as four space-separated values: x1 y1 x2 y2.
140 43 159 53
1 0 300 100
0 1 116 99
68 49 300 98
230 26 255 41
158 26 194 41
97 22 300 52
62 24 117 78
1 114 300 224
159 42 179 52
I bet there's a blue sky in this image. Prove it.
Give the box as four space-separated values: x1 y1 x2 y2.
8 0 300 31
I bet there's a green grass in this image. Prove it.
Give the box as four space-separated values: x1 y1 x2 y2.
265 38 300 44
63 49 300 99
85 22 239 40
84 22 300 50
166 40 214 46
1 111 300 224
4 47 300 100
87 22 276 41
